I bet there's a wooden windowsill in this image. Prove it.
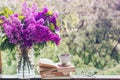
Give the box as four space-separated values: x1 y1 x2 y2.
0 75 120 80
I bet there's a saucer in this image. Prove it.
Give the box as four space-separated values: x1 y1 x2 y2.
57 62 71 67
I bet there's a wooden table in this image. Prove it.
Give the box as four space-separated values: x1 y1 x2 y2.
0 75 120 80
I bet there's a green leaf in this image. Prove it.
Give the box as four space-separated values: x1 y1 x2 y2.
2 7 13 18
0 11 4 16
18 15 25 20
0 37 15 51
46 11 53 16
49 23 55 31
56 19 60 27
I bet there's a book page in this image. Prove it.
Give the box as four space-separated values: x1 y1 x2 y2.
39 58 58 69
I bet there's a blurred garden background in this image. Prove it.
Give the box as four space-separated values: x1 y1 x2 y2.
0 0 120 75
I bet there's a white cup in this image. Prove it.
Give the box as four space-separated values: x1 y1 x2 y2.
58 53 71 66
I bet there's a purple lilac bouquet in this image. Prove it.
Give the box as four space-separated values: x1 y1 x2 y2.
0 2 60 48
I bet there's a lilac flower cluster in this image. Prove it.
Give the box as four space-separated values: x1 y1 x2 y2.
1 2 60 47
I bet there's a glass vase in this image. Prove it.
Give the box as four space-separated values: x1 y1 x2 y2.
16 45 35 79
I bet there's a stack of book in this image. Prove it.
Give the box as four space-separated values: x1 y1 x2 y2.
37 59 76 79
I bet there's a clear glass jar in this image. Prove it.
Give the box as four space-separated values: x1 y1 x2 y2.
16 45 35 79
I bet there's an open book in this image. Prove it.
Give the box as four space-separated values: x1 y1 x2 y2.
38 58 75 78
38 58 59 75
38 58 58 69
